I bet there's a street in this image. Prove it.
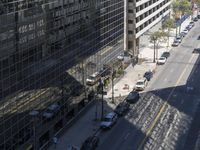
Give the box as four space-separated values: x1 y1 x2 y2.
96 22 200 149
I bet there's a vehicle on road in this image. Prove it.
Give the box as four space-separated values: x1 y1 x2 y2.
143 71 153 81
100 112 118 129
135 78 148 91
114 101 130 116
180 32 186 37
157 57 167 65
161 51 170 59
86 72 101 86
198 14 200 19
197 35 200 40
182 29 189 34
193 17 198 22
172 40 179 47
193 48 200 54
189 21 195 27
117 53 124 61
176 35 182 43
126 91 140 103
42 103 61 120
81 136 99 150
186 25 193 30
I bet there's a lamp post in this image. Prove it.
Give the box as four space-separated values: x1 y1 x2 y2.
99 78 104 120
29 110 39 150
152 36 157 63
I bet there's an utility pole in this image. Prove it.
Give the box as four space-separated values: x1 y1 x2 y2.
153 39 156 63
100 78 104 120
111 65 114 104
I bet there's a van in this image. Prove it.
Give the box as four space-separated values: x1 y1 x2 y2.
86 72 101 86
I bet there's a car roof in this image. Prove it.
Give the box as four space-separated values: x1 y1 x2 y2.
90 72 99 77
137 78 146 82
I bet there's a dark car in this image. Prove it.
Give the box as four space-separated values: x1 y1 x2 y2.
143 71 153 81
193 48 200 53
161 51 170 59
193 17 198 22
81 136 99 150
197 35 200 40
114 101 130 116
126 91 139 104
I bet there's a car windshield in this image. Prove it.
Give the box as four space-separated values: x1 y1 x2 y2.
88 76 96 80
136 81 144 85
159 57 165 60
104 117 112 122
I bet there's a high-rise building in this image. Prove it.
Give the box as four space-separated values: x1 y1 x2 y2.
0 0 124 149
125 0 171 60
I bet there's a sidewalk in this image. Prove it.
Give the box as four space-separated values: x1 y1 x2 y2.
48 17 192 150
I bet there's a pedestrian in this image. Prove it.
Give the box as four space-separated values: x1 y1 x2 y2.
53 136 58 149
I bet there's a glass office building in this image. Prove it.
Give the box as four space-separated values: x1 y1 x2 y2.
0 0 124 149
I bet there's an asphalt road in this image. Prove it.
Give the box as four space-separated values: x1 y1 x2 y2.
97 21 200 150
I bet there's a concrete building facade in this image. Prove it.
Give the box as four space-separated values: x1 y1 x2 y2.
125 0 171 60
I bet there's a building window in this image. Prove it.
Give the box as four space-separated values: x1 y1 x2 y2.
128 9 133 13
128 30 133 34
128 41 133 49
128 20 133 24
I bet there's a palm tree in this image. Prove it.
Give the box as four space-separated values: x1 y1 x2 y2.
150 31 168 62
162 18 175 47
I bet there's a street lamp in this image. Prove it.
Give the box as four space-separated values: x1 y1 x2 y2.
29 110 39 150
152 35 157 63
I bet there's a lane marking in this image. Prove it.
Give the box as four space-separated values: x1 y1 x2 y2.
138 54 195 150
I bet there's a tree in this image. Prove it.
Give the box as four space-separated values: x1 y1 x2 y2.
171 0 192 35
162 18 175 47
149 31 168 62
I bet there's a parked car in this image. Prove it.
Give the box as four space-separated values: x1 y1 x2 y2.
180 32 186 37
117 53 124 61
100 112 118 129
198 15 200 19
186 25 193 30
189 21 195 27
126 91 140 103
197 35 200 40
80 136 99 150
42 103 61 120
193 17 198 22
172 40 179 47
193 48 200 53
86 72 101 86
157 57 167 65
176 35 182 43
182 29 189 34
143 71 153 81
135 78 148 91
114 101 130 116
161 51 170 59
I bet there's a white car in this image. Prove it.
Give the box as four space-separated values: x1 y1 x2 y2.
182 29 188 34
157 57 166 65
86 72 101 86
135 78 148 91
117 54 124 61
100 112 118 129
172 40 179 47
176 36 182 43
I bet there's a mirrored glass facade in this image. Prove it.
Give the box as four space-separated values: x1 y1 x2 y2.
0 0 124 149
